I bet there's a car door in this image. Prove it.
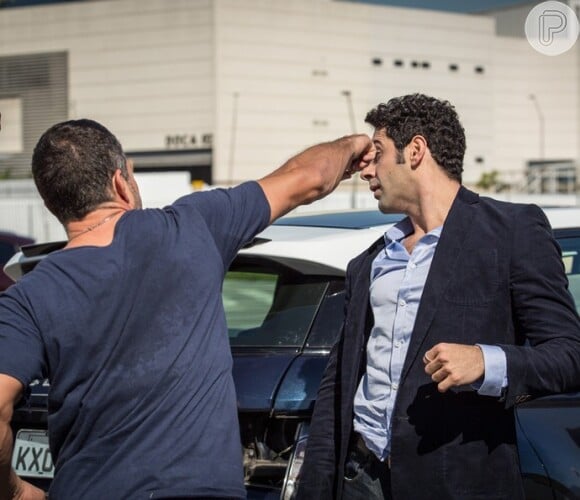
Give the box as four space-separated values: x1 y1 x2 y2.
516 229 580 500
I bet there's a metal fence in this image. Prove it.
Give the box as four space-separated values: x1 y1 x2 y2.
1 176 578 245
0 198 65 242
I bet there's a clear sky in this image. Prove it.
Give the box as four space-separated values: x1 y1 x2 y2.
0 0 537 10
343 0 533 13
0 0 534 11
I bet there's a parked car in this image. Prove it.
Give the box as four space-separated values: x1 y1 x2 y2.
0 231 34 292
4 207 580 499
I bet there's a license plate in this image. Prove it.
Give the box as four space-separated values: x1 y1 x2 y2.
12 429 54 479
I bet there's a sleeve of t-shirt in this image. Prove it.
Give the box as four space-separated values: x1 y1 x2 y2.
0 286 47 388
171 181 271 265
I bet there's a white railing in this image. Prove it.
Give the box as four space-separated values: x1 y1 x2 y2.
0 198 65 242
1 172 578 244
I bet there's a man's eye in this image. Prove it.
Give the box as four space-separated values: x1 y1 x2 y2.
373 152 382 163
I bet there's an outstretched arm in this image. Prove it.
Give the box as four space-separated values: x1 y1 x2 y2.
258 135 374 223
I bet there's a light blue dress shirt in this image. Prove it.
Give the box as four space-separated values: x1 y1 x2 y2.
353 218 507 460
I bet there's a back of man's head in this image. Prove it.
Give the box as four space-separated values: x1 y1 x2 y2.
32 119 129 224
365 93 465 183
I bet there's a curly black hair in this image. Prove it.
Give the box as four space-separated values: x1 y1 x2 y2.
32 119 129 224
365 94 465 183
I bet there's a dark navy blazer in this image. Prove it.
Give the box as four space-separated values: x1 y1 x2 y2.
297 187 580 500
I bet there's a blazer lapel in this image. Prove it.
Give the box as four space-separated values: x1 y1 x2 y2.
400 187 479 381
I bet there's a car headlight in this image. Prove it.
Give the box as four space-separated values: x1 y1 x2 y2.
281 422 310 500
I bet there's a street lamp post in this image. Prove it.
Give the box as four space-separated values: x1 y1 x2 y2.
341 90 358 208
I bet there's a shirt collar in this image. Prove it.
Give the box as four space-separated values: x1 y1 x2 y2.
383 216 443 246
384 217 414 244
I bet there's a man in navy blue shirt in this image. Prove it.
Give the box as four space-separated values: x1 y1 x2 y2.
0 119 374 500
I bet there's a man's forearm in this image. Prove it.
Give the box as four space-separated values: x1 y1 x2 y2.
0 419 19 499
258 135 374 222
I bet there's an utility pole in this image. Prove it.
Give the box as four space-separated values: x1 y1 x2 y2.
227 92 239 186
529 94 545 160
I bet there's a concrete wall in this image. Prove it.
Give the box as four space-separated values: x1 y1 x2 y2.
0 0 214 159
493 34 578 188
212 0 496 185
0 0 577 191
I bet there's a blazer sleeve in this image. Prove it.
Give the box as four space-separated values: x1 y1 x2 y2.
295 266 353 499
501 204 580 407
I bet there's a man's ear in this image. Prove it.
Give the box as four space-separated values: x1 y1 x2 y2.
112 169 132 205
409 135 427 168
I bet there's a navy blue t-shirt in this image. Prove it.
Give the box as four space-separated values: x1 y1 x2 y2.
0 182 270 499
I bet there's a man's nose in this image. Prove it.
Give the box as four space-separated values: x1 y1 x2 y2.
359 162 375 181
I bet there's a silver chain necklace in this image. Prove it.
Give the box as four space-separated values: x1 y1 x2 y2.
69 210 124 240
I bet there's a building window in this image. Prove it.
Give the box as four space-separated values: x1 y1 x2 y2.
372 57 383 66
474 66 485 74
449 63 459 72
393 59 404 67
410 60 430 69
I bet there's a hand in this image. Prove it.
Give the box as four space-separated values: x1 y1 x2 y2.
12 478 46 500
342 137 376 180
423 343 485 393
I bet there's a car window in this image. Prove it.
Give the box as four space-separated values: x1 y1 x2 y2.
558 236 580 313
306 283 346 348
224 268 329 347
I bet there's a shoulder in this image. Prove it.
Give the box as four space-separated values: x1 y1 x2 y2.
1 252 71 313
465 190 547 225
169 182 269 222
483 198 548 229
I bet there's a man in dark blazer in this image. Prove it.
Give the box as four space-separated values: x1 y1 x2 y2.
296 94 580 500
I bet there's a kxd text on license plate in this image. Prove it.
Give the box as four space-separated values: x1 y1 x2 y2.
12 429 54 478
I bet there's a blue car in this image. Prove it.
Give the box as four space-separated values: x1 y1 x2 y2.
5 208 580 499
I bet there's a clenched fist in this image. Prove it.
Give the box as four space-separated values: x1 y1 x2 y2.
423 343 485 393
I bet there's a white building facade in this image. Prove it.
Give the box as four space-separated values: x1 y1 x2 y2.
0 0 577 191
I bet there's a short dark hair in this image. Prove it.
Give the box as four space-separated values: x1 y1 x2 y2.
365 94 465 183
32 119 128 224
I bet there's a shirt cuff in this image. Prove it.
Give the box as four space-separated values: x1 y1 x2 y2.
473 344 508 397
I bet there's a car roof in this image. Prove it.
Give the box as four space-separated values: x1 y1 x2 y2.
273 206 580 231
241 210 403 274
274 211 404 229
538 207 580 230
